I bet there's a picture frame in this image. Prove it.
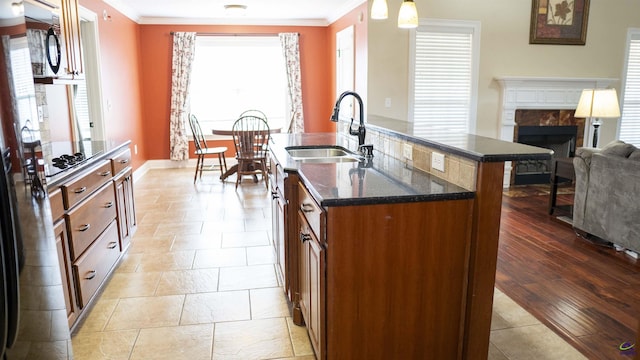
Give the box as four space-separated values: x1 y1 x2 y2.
529 0 590 45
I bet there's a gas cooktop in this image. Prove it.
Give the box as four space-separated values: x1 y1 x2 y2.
44 141 106 178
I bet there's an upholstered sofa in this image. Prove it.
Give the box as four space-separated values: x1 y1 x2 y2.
572 140 640 255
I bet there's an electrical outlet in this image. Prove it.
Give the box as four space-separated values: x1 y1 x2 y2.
432 152 445 172
134 144 138 155
403 143 413 160
384 97 391 108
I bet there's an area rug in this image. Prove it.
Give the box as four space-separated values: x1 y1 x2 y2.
503 184 575 198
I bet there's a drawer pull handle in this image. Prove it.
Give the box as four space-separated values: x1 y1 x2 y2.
104 201 114 208
119 159 129 164
78 224 91 232
85 270 97 280
107 241 118 249
300 232 312 243
271 191 279 199
99 170 111 177
300 203 314 213
74 187 87 194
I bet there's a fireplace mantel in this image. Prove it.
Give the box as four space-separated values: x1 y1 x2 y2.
495 76 617 187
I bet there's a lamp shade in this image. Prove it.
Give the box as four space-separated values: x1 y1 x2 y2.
370 0 388 20
574 88 621 118
397 0 418 29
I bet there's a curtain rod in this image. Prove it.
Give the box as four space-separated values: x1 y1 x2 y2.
170 32 288 37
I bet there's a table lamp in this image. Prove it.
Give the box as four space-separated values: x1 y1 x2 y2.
574 88 621 148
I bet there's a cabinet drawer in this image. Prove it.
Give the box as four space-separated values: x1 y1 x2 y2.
66 182 117 260
73 221 120 308
111 148 132 175
62 160 113 209
298 182 322 238
49 187 65 222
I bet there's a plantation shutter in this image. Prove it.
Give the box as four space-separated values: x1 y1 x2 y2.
413 27 473 139
620 31 640 146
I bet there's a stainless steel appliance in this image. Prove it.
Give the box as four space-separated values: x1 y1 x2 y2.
1 0 73 358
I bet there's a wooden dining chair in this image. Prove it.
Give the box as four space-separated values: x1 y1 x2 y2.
239 109 267 121
231 115 270 189
189 114 228 183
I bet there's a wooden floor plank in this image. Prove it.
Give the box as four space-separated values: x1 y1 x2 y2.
497 192 640 358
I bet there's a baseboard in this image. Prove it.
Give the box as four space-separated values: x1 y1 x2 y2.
133 159 236 183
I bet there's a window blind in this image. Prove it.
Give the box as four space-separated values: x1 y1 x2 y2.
620 31 640 146
413 28 473 140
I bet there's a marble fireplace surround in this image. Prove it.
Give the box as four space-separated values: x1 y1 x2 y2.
495 76 617 187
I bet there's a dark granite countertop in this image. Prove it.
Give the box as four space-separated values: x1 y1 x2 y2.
364 118 553 162
46 140 131 187
270 133 474 207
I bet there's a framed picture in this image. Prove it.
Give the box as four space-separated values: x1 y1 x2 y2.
529 0 590 45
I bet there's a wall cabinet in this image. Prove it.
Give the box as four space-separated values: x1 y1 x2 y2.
60 0 84 78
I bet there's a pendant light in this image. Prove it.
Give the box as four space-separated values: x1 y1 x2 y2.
370 0 389 20
397 0 419 29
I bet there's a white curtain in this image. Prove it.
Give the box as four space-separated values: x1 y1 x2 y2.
169 32 196 161
279 33 304 134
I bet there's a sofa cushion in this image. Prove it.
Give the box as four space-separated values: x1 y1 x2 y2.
600 140 637 157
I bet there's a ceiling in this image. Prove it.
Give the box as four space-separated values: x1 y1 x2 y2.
102 0 367 26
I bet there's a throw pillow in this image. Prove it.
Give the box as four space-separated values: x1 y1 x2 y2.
600 140 637 157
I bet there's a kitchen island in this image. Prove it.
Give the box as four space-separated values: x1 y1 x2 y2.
268 132 551 359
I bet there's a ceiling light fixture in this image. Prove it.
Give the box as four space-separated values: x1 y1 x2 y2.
370 0 388 20
224 4 247 16
397 0 419 29
370 0 419 29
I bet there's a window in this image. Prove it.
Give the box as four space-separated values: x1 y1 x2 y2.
409 19 480 139
619 29 640 146
190 36 288 133
9 36 39 134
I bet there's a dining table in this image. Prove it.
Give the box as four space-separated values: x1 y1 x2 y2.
212 125 282 182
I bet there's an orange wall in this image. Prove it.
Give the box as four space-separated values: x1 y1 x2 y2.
138 24 333 160
75 2 367 163
79 0 146 170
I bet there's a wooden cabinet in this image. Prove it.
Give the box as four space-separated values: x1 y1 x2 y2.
291 176 474 359
297 182 325 360
50 144 136 330
52 186 78 328
60 0 83 78
269 155 286 286
73 221 120 307
111 148 136 251
66 182 117 259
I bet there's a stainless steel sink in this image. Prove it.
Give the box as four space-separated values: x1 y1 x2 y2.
286 145 363 163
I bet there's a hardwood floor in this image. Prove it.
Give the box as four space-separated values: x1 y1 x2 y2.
497 191 640 359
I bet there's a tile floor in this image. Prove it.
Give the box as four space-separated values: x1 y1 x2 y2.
71 168 586 359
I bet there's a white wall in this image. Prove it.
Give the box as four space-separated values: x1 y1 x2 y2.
368 0 640 144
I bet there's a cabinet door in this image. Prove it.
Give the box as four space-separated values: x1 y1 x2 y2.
60 0 83 77
276 194 286 287
114 177 129 250
298 213 311 324
298 212 324 359
123 172 137 238
307 235 324 360
54 219 78 327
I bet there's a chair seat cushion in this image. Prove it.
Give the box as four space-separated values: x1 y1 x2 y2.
195 147 227 155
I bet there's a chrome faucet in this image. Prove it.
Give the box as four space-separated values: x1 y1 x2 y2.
330 91 373 158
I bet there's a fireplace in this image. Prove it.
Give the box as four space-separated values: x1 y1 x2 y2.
513 125 577 184
510 108 584 185
495 76 617 187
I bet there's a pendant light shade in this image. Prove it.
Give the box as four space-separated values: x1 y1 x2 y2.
397 0 419 29
370 0 388 20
